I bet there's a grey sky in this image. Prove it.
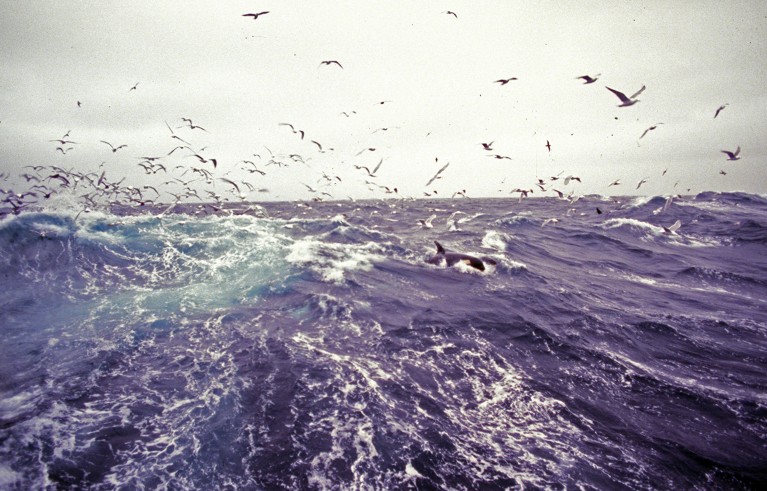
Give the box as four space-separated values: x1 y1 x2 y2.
1 1 765 201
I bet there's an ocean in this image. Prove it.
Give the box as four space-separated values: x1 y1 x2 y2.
1 192 766 490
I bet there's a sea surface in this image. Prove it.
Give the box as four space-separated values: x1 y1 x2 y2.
1 192 766 490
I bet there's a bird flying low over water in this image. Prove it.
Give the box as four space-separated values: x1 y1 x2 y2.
242 12 269 20
320 60 343 69
662 220 682 234
721 146 741 161
605 85 644 107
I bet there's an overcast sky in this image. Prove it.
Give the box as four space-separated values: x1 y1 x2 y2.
1 1 765 201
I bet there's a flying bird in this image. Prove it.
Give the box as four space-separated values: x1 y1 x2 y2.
605 85 644 107
425 162 449 187
721 146 741 161
418 214 436 229
101 140 127 153
714 103 729 118
443 11 458 18
639 123 663 140
662 220 682 234
495 77 518 85
636 177 649 190
576 74 600 84
480 141 494 151
242 11 269 20
545 140 551 152
129 82 139 91
320 60 343 69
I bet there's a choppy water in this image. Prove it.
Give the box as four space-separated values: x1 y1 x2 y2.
1 192 766 490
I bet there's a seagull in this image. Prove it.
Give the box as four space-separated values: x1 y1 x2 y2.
719 170 727 175
495 77 518 85
605 85 644 107
721 146 740 161
418 214 436 229
662 220 681 234
488 154 512 160
129 82 139 91
425 162 449 187
242 11 269 20
576 74 600 84
636 177 649 190
320 60 343 69
545 140 551 152
714 103 729 119
542 218 559 227
639 123 663 140
443 10 458 18
480 141 494 151
608 179 621 187
101 140 127 153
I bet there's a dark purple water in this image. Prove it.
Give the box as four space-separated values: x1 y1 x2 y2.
1 192 766 489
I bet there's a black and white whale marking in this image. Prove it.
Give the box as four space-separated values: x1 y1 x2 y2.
426 241 496 271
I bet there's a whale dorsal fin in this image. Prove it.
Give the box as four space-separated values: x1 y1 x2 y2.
434 241 445 254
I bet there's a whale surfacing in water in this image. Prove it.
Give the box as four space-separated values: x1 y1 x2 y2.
426 241 496 271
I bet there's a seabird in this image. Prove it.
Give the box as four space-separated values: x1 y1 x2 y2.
320 60 343 69
494 77 518 85
425 162 449 187
101 140 127 153
714 104 729 118
605 85 644 107
576 74 600 84
418 214 436 229
662 220 681 234
639 123 663 140
443 11 458 18
480 141 494 151
545 140 551 152
242 11 269 20
636 177 649 190
721 146 740 161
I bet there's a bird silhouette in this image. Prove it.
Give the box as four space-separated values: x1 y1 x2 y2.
721 147 741 161
101 141 127 153
576 74 600 84
606 85 643 107
242 12 269 20
320 60 343 69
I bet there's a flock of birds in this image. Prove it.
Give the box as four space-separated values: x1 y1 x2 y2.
0 9 745 225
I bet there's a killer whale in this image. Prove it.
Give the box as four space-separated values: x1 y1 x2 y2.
426 241 496 271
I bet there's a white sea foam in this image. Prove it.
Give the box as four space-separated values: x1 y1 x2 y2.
286 239 384 284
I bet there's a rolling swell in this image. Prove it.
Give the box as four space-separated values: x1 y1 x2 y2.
1 193 766 489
